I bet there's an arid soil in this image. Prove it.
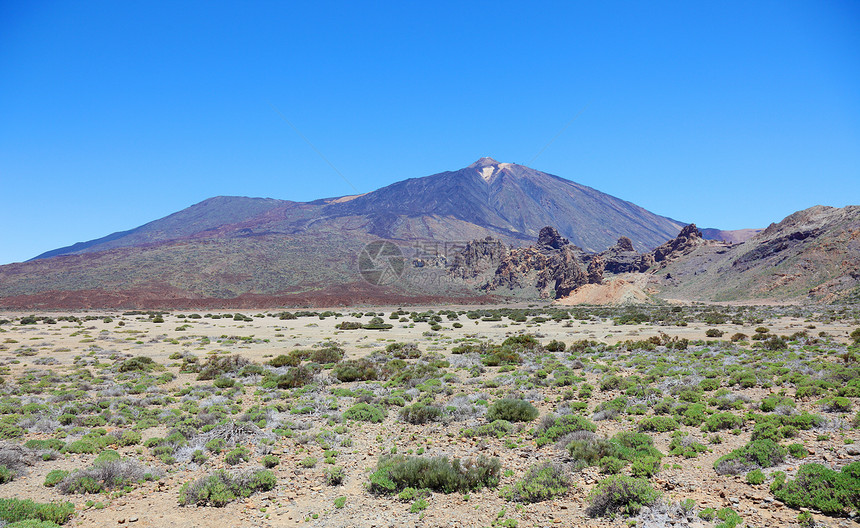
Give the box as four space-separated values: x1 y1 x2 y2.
0 305 858 528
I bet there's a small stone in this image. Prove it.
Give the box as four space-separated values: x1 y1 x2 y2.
129 518 138 523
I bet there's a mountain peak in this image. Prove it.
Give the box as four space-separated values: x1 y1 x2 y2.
468 156 501 169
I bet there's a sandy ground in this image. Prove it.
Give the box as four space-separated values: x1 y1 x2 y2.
0 307 858 528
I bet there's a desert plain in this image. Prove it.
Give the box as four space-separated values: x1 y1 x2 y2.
0 304 858 528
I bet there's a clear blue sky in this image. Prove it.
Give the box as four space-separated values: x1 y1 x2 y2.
1 1 858 264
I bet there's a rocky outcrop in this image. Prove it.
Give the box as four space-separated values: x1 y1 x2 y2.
448 237 509 279
652 224 704 264
537 226 569 250
450 226 592 299
587 254 605 284
600 237 651 274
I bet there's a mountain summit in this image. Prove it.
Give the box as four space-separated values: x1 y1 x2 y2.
2 158 690 307
32 158 684 261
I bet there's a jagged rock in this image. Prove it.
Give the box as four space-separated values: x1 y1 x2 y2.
616 236 635 252
600 237 651 274
537 226 569 250
587 254 604 284
651 224 704 265
551 246 588 297
448 237 509 279
451 226 590 299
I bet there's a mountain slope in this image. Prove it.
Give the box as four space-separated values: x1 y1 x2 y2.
31 157 685 261
2 157 692 307
651 205 860 302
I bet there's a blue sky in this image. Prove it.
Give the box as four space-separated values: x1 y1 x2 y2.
1 1 858 264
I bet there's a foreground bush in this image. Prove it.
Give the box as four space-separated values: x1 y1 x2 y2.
58 458 154 494
0 499 75 525
534 414 597 446
178 469 276 507
586 475 660 517
504 462 570 503
714 439 786 475
771 462 860 516
343 403 386 423
486 398 539 422
368 455 500 494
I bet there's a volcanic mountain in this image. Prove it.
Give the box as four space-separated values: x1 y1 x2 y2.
650 205 860 303
1 157 687 308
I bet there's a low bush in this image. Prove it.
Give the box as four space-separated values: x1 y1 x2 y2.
225 447 250 465
702 412 744 432
535 414 597 446
43 470 69 488
746 469 765 485
586 475 660 517
178 469 276 507
771 462 860 516
668 432 708 458
332 359 378 382
714 439 786 475
368 455 500 494
343 403 386 423
0 499 75 525
503 462 569 503
57 458 153 494
325 466 345 486
486 399 538 423
461 420 513 439
637 416 680 432
399 403 444 424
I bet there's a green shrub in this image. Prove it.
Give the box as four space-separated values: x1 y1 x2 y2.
399 403 444 424
486 399 538 423
178 469 276 507
261 455 279 468
343 403 386 423
545 340 566 352
714 439 787 475
368 455 500 494
534 414 596 446
332 359 378 382
225 447 250 465
325 466 345 486
668 432 708 458
117 430 142 446
0 465 13 484
0 499 75 525
702 412 744 432
715 507 743 528
772 462 860 516
630 456 662 478
60 440 97 454
503 462 569 503
788 443 808 458
43 470 69 488
637 416 680 432
746 469 765 485
461 420 513 439
599 456 626 474
586 475 660 517
300 457 317 468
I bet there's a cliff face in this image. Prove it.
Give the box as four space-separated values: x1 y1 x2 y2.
448 227 598 299
448 224 717 301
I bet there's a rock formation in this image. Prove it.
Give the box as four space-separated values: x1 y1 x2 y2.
447 237 509 279
450 226 594 299
587 254 605 284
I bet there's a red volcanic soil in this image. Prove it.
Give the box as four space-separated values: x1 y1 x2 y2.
0 282 500 310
